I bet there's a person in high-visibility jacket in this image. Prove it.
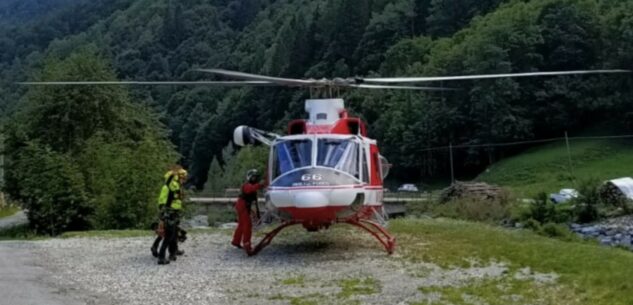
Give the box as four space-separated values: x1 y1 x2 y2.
231 169 265 254
155 167 187 265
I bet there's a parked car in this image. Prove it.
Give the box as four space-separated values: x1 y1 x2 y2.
549 188 579 204
397 184 419 192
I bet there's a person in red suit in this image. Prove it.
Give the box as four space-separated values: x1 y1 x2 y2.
231 169 265 254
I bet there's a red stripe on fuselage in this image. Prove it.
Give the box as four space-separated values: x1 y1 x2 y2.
279 205 380 223
269 185 364 190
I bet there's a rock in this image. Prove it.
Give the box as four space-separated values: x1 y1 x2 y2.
572 215 633 252
580 227 598 234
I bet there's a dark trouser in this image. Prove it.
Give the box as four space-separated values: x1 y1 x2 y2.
152 235 162 250
158 209 180 259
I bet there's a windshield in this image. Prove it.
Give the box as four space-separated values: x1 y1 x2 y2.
273 139 312 178
317 138 359 178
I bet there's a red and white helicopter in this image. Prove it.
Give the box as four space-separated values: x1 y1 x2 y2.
21 68 630 255
233 97 397 254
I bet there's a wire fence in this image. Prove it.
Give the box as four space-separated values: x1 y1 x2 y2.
417 134 633 153
418 132 633 183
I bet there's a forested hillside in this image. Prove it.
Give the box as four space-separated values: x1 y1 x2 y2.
2 0 632 189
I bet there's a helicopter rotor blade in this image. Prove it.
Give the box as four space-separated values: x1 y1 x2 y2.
16 80 275 86
347 84 458 91
196 68 321 87
361 69 631 83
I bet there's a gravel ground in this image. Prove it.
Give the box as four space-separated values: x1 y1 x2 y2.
2 229 557 305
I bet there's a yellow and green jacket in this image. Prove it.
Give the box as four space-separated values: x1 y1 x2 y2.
158 171 183 210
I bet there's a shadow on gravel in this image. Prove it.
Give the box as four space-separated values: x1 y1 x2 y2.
232 234 386 264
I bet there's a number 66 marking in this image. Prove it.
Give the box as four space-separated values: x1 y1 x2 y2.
301 174 323 181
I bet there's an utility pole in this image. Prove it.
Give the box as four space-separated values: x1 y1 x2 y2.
0 133 4 207
449 142 455 185
564 131 575 185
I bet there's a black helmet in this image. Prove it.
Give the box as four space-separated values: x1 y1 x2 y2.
246 169 260 183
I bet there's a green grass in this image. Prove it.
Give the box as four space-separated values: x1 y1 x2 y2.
60 230 154 238
0 205 20 219
392 218 633 305
416 276 570 305
477 138 633 197
268 293 325 305
337 277 380 298
281 275 306 286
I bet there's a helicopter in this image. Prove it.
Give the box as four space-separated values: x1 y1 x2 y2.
20 68 630 255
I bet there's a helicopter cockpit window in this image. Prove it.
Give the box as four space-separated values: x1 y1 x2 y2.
317 139 359 178
273 139 313 178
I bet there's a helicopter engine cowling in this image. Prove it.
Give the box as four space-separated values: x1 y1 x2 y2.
233 125 278 146
233 125 255 146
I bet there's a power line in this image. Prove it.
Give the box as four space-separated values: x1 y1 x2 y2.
416 134 633 152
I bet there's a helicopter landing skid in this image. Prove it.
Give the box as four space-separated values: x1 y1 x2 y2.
247 218 396 256
249 221 301 256
343 218 396 255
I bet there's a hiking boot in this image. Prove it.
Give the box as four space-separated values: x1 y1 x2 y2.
231 242 242 249
175 250 185 256
169 254 177 261
151 246 158 258
157 258 170 265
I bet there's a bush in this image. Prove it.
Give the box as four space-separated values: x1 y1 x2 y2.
79 135 174 229
538 222 578 241
523 218 542 231
524 193 556 223
433 195 512 223
10 143 92 235
572 178 602 223
521 193 574 225
0 224 37 240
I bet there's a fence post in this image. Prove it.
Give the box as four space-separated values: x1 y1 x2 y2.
449 142 455 185
564 131 575 185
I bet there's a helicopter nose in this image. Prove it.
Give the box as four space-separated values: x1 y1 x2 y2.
294 191 329 208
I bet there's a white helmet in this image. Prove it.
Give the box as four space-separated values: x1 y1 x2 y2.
246 169 260 182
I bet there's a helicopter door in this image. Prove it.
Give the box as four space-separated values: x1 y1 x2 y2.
361 144 369 184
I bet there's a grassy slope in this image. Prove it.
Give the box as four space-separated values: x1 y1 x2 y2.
477 138 633 197
0 206 19 219
391 218 633 305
